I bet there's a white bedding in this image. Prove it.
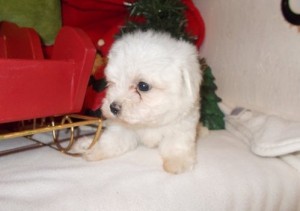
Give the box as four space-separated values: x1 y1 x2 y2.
1 126 299 211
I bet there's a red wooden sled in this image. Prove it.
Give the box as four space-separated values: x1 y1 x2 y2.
0 21 96 123
0 22 102 155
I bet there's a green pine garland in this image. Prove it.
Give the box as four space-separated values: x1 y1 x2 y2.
120 0 197 43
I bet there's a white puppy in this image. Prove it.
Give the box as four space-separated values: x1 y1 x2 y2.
79 30 202 174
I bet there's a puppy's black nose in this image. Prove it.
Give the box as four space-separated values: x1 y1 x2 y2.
110 102 121 115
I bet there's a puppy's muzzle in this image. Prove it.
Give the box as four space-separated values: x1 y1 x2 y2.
110 102 121 115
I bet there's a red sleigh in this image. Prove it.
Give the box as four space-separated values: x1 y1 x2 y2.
0 22 102 155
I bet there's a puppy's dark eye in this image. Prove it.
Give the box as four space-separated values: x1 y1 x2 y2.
137 81 151 92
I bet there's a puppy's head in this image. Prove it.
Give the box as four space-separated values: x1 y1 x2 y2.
101 30 202 126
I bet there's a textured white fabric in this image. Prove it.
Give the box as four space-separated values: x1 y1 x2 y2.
0 130 299 211
226 107 300 171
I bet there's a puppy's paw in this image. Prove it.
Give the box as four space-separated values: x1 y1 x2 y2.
82 147 108 161
163 155 195 174
72 136 94 153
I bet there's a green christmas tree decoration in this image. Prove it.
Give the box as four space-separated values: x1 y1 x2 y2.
200 58 225 130
120 0 197 43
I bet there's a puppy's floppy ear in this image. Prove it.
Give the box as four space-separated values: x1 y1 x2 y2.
179 50 202 99
181 68 193 97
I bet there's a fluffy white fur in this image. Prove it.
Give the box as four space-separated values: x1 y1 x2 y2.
76 30 202 174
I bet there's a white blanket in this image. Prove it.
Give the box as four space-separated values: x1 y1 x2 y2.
0 128 299 211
